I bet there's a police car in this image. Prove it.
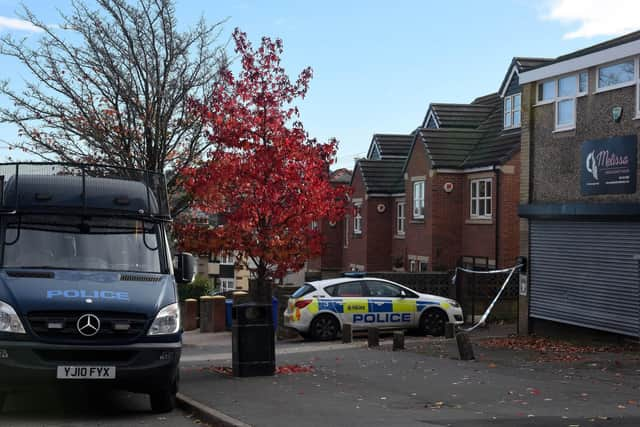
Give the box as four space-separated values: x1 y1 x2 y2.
284 276 463 341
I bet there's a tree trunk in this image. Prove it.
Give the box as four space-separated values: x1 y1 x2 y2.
249 262 273 304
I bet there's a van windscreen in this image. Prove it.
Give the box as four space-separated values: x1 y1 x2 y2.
2 215 162 273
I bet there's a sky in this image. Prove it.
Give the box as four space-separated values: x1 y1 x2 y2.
1 0 640 169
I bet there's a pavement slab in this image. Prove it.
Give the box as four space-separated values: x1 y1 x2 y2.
180 334 640 427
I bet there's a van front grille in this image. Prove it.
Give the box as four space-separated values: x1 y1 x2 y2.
27 311 148 344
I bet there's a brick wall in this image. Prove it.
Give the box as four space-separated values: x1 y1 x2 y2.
320 217 343 271
342 167 367 271
498 153 521 267
404 140 432 268
365 197 393 271
431 173 464 270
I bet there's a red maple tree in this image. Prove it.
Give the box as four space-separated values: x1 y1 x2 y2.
177 29 349 301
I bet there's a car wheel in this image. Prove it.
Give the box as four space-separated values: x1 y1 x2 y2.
420 309 447 337
310 314 339 341
150 388 176 413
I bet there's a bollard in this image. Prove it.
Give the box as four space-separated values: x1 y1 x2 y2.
456 332 475 361
199 296 215 333
445 322 455 339
367 327 379 348
212 296 226 332
342 323 353 343
183 299 198 331
392 331 405 351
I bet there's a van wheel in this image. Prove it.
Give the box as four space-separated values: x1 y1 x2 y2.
420 309 447 337
310 314 339 341
150 389 176 413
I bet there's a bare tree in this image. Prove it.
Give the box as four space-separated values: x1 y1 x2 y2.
0 0 227 213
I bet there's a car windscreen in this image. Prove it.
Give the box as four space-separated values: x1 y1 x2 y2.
291 284 316 298
2 215 162 273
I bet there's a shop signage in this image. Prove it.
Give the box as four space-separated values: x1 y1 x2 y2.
581 135 637 195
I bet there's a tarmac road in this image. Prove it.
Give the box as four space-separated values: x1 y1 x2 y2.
0 386 204 427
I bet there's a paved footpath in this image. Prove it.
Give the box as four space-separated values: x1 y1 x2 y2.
180 331 640 427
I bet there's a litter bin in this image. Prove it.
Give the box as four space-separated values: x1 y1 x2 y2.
232 302 275 377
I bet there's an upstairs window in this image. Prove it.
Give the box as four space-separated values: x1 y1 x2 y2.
353 204 362 234
470 178 492 219
556 75 577 130
413 181 424 219
537 72 587 131
396 202 405 235
504 93 521 129
597 59 635 91
538 80 555 102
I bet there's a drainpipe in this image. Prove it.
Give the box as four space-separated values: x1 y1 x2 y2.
494 165 500 268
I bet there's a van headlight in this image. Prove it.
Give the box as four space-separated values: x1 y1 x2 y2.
0 301 26 334
148 303 180 335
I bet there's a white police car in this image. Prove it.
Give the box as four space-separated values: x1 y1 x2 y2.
284 276 463 341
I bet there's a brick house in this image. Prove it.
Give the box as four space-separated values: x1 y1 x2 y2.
517 31 640 338
304 168 352 282
375 59 549 273
343 134 414 271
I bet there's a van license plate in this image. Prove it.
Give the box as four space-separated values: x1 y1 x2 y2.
56 366 116 379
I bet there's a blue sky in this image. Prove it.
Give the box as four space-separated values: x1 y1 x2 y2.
1 0 639 169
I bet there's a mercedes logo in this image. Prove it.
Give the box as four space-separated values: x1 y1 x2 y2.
77 314 100 337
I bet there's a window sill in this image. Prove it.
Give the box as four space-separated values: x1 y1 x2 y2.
465 218 493 225
394 234 406 239
534 100 554 107
552 126 576 134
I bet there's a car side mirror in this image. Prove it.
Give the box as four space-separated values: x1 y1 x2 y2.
175 252 196 284
400 290 407 298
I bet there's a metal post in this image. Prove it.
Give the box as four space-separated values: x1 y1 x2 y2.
367 327 379 347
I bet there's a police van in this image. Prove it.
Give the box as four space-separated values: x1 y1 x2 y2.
284 276 463 340
0 163 195 413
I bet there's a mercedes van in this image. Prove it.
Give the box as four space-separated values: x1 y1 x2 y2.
0 163 195 413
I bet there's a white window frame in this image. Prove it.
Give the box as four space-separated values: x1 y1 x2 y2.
595 58 636 93
396 202 405 236
503 93 521 129
219 278 235 292
635 57 640 119
353 204 362 234
219 253 235 265
536 79 556 105
413 181 424 219
470 178 492 219
578 70 588 96
555 75 577 131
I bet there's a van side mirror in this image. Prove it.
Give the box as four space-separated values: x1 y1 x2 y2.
175 252 196 284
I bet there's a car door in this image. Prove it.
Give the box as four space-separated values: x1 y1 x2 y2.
364 280 416 328
331 281 369 328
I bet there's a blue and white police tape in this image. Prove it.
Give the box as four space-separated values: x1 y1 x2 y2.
452 264 523 333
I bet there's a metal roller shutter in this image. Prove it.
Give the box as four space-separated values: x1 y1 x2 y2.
530 220 640 337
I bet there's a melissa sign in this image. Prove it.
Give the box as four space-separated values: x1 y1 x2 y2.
581 135 637 195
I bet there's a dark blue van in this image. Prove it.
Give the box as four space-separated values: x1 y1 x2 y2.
0 163 195 413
